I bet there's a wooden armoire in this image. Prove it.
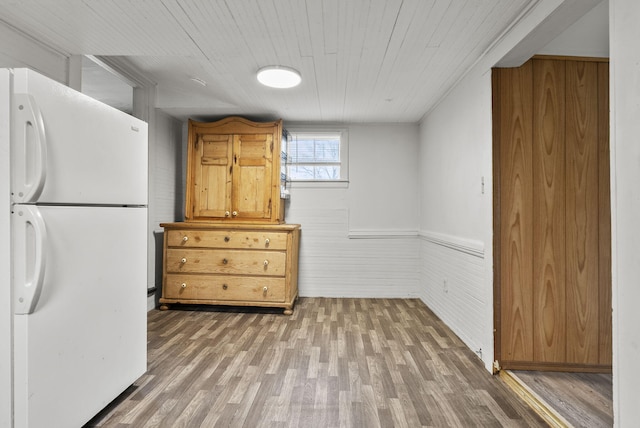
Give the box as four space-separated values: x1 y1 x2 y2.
493 56 611 372
159 117 301 315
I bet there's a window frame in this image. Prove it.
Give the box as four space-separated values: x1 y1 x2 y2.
283 127 349 187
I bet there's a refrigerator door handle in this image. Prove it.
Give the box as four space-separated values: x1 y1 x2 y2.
13 205 48 314
12 93 48 203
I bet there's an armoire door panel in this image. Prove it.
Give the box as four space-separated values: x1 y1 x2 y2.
194 134 233 218
565 61 600 365
233 134 274 220
498 61 535 362
532 59 567 363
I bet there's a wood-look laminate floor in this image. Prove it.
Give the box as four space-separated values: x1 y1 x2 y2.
85 298 546 427
510 370 613 428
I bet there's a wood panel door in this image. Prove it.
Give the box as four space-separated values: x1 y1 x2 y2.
493 57 611 372
191 134 233 219
232 133 274 221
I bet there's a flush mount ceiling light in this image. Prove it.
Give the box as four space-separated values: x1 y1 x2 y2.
257 66 301 88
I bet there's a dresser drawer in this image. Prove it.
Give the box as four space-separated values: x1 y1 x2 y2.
165 248 286 276
166 229 288 250
164 274 285 302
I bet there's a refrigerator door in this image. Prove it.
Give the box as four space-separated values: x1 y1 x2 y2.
12 205 147 428
10 68 148 206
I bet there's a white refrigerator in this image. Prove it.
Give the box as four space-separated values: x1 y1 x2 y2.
0 68 148 428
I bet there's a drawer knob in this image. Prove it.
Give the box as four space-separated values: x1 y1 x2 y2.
263 260 269 267
180 257 187 264
222 284 228 290
232 211 238 217
263 286 268 295
182 236 188 243
265 238 270 246
224 236 230 242
181 283 187 289
225 211 230 217
222 258 228 264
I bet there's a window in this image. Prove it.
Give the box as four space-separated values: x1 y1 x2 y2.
283 129 348 183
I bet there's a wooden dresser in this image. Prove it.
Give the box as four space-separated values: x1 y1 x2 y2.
159 222 300 314
159 116 300 314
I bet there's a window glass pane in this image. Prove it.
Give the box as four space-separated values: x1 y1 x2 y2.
290 136 340 163
315 165 340 179
315 139 340 162
287 165 341 180
288 165 315 180
285 131 344 181
293 139 315 163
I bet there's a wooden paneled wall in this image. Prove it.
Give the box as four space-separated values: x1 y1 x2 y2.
493 57 611 372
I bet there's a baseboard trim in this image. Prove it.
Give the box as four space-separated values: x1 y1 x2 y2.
499 370 572 428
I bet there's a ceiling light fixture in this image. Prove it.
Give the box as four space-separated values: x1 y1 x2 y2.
257 66 301 89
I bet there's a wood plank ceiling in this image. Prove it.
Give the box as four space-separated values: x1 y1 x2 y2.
0 0 535 122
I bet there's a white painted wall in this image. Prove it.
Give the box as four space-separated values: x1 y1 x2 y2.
610 0 640 425
0 21 67 84
285 123 420 298
147 110 184 309
345 124 420 234
418 67 494 369
539 0 609 57
417 0 608 372
419 70 492 241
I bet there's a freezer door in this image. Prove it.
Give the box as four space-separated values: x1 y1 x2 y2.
11 68 147 205
12 205 147 428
